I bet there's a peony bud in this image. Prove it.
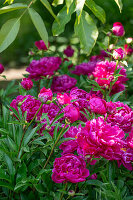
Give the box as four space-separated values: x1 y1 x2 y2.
35 40 49 51
21 78 33 90
113 48 125 60
64 46 74 57
112 22 125 37
89 97 106 115
38 87 53 103
0 64 4 74
68 190 75 197
63 104 79 123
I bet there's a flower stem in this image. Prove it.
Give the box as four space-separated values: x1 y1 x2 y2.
50 108 62 127
43 123 67 169
60 182 68 200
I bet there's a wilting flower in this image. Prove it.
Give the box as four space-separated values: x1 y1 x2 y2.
63 104 80 123
10 95 43 122
52 153 89 183
113 48 125 60
21 78 33 90
35 40 49 50
64 46 74 57
89 97 106 115
38 87 53 103
51 75 77 93
57 93 71 105
77 117 125 160
112 22 125 37
26 57 62 80
0 64 4 74
72 61 96 76
106 101 133 133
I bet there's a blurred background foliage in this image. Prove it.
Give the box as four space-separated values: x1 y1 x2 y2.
0 0 133 67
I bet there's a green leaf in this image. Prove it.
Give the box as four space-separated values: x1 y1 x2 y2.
0 181 13 190
0 3 27 14
85 0 106 24
111 91 123 102
23 126 38 146
114 0 123 12
86 179 104 187
52 0 64 7
40 0 59 22
76 0 85 22
0 18 20 53
65 0 73 12
28 8 48 47
0 168 11 182
16 163 27 183
3 154 15 178
52 2 76 36
74 11 98 55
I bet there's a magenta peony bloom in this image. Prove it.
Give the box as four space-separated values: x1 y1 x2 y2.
126 129 133 149
112 22 125 37
35 40 49 50
52 153 89 183
59 126 80 154
72 62 96 76
63 104 80 123
26 57 62 80
90 55 105 62
124 44 133 55
38 87 53 103
113 48 125 60
93 61 128 94
42 103 61 121
51 75 77 93
21 78 33 90
70 87 90 100
57 93 71 105
10 95 43 122
89 97 106 115
77 117 125 160
0 64 4 74
106 102 133 133
117 148 133 171
64 46 74 57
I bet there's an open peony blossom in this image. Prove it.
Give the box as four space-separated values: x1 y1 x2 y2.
72 62 96 76
57 93 71 105
93 61 128 94
42 103 61 121
113 48 125 60
0 64 4 74
21 78 33 90
112 22 125 37
51 75 77 93
89 97 106 115
26 57 62 80
10 95 43 122
35 40 49 50
52 153 89 183
38 87 53 103
106 102 133 133
63 104 80 123
77 117 125 160
64 46 74 57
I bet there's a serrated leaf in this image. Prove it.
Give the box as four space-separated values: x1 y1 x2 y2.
74 11 98 55
114 0 123 12
0 18 20 52
28 8 48 47
40 0 59 22
0 3 27 14
52 2 76 36
85 0 106 24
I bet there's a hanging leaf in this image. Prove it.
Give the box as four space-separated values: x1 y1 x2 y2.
52 2 76 36
0 3 27 14
28 8 48 47
114 0 123 12
75 0 85 22
40 0 59 22
85 0 106 24
0 18 20 53
74 11 98 55
65 0 73 12
52 0 64 7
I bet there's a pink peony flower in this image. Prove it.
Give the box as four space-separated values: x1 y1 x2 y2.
0 64 4 74
35 40 49 50
63 104 80 123
21 78 33 90
52 153 89 183
77 117 125 160
26 57 62 81
117 148 133 171
57 93 71 105
51 75 77 93
59 126 79 154
93 61 128 94
89 97 106 115
10 95 43 122
113 48 125 60
124 44 133 55
72 62 96 76
38 87 53 103
64 46 74 57
112 22 125 37
106 102 133 133
126 129 133 149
